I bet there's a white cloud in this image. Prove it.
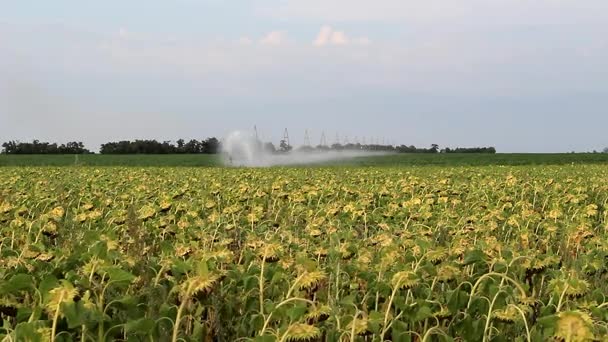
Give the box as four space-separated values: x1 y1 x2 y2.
313 25 370 47
260 31 287 45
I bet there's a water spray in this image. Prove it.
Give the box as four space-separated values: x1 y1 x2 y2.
220 129 392 167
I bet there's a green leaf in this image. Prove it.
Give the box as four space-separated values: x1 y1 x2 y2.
286 304 307 322
196 259 209 277
270 270 283 286
103 267 135 284
537 314 558 336
171 260 192 276
369 310 384 322
62 301 85 329
250 313 265 331
463 249 486 266
368 310 385 334
125 318 155 335
414 305 433 322
339 295 356 306
254 335 276 342
391 320 410 341
16 307 34 323
244 276 258 291
447 290 468 313
0 274 34 294
14 321 47 342
39 275 59 302
394 295 409 311
264 301 276 314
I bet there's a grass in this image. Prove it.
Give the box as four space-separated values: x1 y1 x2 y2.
1 153 608 167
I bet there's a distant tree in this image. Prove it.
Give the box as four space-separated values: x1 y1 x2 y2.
430 144 439 153
202 137 220 154
1 140 90 154
176 139 185 153
264 142 276 153
330 143 343 151
603 147 608 153
279 140 292 152
1 141 17 154
443 146 496 154
99 138 220 154
184 139 202 153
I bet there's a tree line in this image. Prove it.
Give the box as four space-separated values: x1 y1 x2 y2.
1 139 498 154
99 138 220 154
1 140 91 154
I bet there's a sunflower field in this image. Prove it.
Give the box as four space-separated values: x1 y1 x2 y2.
1 166 608 341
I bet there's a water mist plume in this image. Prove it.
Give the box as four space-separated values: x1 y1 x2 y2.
221 130 389 167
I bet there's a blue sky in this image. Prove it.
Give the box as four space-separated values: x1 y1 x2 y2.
1 0 607 152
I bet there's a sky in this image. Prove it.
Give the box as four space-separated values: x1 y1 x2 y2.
1 0 607 152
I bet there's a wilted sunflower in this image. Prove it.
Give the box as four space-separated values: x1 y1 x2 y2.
45 281 79 316
522 255 560 274
137 205 156 220
283 323 321 342
175 245 193 257
297 271 326 291
258 243 283 262
305 305 331 324
48 206 65 221
492 305 529 324
391 271 420 290
180 273 222 299
347 316 371 336
433 306 452 320
436 264 461 282
550 277 590 299
554 311 594 341
426 248 448 265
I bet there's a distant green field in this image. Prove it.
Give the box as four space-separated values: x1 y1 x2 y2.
0 154 220 167
2 153 608 167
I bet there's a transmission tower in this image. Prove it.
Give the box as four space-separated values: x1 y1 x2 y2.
283 128 290 146
344 135 349 145
254 125 259 140
304 129 311 147
320 131 327 147
335 133 340 145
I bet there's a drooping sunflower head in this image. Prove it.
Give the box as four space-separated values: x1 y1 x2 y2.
492 305 529 324
297 271 326 291
432 306 452 320
554 311 594 341
436 264 461 282
391 271 420 290
180 273 221 299
45 281 79 316
426 247 448 265
258 243 283 263
305 305 331 324
283 323 321 342
550 277 590 299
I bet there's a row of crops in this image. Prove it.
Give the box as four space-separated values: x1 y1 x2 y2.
1 166 607 341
